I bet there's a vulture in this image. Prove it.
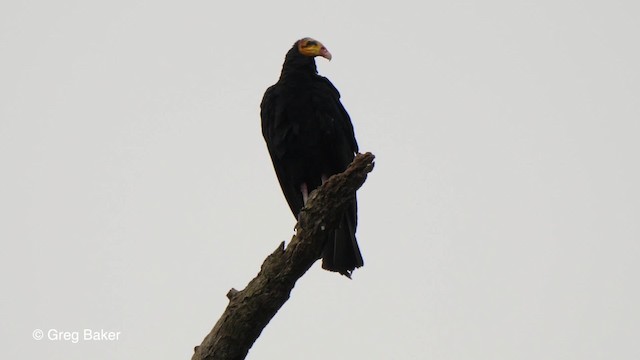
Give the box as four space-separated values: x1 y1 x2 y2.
261 37 363 277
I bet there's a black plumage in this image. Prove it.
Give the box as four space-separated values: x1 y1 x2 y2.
261 38 364 277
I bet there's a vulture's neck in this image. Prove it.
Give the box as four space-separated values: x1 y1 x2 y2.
279 50 317 81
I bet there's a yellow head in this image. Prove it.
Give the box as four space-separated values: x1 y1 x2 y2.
297 37 332 61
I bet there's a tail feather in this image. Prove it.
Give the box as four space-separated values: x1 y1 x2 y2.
321 199 363 277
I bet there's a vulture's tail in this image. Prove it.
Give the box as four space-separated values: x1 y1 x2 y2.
321 199 364 278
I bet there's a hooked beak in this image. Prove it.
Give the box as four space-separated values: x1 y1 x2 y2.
319 46 332 61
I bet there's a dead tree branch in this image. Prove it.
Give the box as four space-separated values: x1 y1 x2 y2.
191 152 375 360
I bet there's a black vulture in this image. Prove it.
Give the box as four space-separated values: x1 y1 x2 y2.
261 37 363 277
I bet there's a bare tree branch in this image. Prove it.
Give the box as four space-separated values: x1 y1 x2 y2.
191 152 375 360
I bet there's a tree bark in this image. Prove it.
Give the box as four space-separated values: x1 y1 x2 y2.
191 152 375 360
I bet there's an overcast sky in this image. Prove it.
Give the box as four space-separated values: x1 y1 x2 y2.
2 0 639 359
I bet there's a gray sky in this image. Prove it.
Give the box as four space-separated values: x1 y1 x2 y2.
2 0 639 359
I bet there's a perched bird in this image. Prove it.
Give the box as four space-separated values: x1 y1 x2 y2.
261 38 363 277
